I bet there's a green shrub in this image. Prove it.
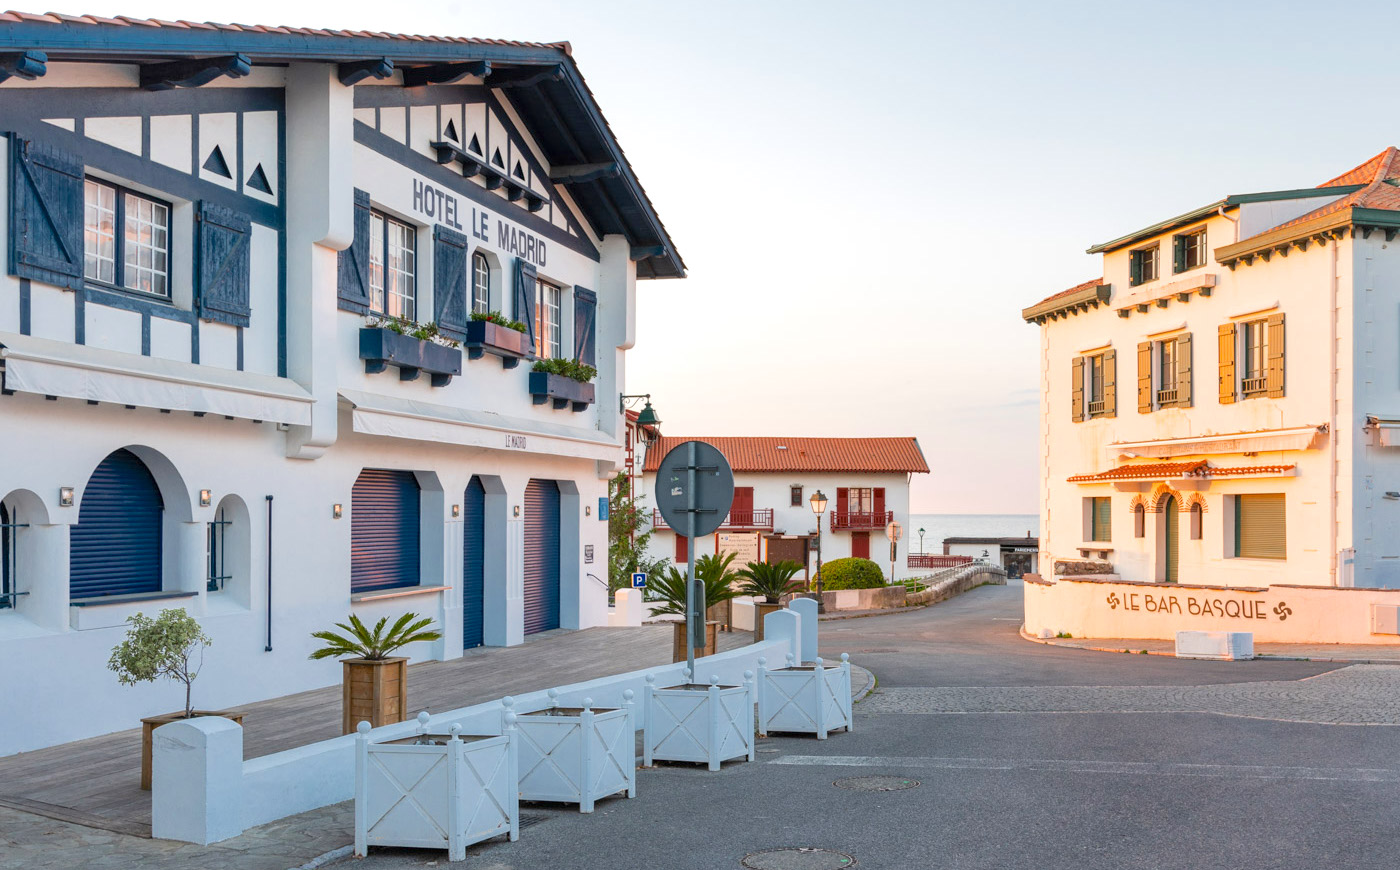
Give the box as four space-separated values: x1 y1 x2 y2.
531 357 597 383
819 557 885 590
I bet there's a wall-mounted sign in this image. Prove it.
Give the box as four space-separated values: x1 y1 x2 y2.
598 497 609 521
584 544 594 564
504 434 527 450
1106 591 1292 622
411 178 548 267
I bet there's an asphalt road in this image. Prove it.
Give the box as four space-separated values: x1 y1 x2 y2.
342 582 1398 870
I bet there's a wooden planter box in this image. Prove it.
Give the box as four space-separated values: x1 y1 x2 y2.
343 657 408 735
354 713 519 861
360 327 463 387
671 620 720 663
512 693 636 812
463 320 532 368
140 710 245 790
753 602 782 641
757 654 854 739
643 675 755 771
528 371 595 411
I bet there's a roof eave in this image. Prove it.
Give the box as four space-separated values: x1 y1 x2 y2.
1021 283 1111 324
1210 207 1400 266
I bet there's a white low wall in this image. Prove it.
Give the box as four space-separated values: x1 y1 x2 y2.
1024 574 1400 645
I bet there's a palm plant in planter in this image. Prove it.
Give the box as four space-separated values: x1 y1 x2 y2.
649 553 740 661
310 613 442 734
108 608 243 789
735 560 804 641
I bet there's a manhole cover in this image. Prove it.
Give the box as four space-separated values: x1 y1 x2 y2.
740 848 856 870
833 775 920 792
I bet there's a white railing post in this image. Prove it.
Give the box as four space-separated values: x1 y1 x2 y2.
756 657 769 738
353 721 371 858
579 698 597 813
813 657 827 739
743 670 756 762
621 689 637 798
642 674 655 767
841 653 854 732
707 676 722 772
504 705 520 841
446 724 465 862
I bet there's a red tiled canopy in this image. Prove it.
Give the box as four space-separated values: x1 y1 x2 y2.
1068 461 1295 483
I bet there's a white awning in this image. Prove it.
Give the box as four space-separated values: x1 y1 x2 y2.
0 331 313 425
1107 424 1327 460
339 389 621 462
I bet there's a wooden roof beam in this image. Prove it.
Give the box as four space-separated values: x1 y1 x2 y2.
401 60 490 88
338 57 393 87
141 54 251 90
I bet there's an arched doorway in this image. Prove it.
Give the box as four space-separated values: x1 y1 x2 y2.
1162 496 1179 583
70 448 164 600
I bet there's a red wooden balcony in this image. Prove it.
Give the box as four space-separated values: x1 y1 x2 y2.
830 510 893 531
907 554 974 570
652 508 774 532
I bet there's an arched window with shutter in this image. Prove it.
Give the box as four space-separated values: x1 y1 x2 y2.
70 449 164 600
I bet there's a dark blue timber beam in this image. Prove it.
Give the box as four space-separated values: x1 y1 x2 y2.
630 245 667 261
401 60 490 87
550 162 620 185
338 57 394 86
487 64 565 89
0 50 46 83
141 53 252 90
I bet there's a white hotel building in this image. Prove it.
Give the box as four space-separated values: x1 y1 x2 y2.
1022 148 1400 635
0 15 683 754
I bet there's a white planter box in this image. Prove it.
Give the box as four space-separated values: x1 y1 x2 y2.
510 690 637 813
1176 630 1255 661
354 712 519 862
643 672 755 771
758 654 854 739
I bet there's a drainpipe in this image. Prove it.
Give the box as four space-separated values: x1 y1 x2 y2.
265 495 274 651
1329 240 1340 585
1216 206 1239 244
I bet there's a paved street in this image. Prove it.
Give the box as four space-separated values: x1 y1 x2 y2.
342 581 1398 870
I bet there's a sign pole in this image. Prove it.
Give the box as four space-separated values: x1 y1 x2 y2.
685 440 700 677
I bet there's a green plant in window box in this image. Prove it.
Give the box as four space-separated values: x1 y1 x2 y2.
531 357 597 384
470 310 528 333
364 316 461 349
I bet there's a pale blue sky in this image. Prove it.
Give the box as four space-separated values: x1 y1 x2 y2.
75 1 1392 511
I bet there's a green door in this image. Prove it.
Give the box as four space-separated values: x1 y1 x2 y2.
1163 496 1179 583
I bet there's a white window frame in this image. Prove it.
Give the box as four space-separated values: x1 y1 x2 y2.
471 251 491 315
369 211 417 321
84 177 172 299
535 278 562 359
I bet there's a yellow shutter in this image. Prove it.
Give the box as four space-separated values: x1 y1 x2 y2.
1103 349 1117 417
1267 313 1285 398
1218 322 1236 404
1236 494 1286 559
1071 356 1084 422
1137 341 1152 413
1177 332 1192 408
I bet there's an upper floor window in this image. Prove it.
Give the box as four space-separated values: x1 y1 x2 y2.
1129 244 1158 286
1241 318 1269 397
369 211 416 321
472 251 491 315
84 178 170 298
849 487 874 513
790 485 803 507
1072 350 1117 421
1174 228 1207 272
1087 353 1109 417
534 278 562 358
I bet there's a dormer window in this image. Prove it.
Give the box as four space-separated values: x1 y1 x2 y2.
1174 228 1207 273
1129 244 1158 286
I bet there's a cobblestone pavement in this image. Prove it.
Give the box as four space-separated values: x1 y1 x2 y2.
862 664 1400 725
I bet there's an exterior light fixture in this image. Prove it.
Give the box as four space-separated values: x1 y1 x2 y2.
585 504 591 517
59 486 74 507
452 504 461 518
332 504 343 519
918 526 926 556
620 393 662 447
809 489 828 613
513 505 521 518
200 489 212 507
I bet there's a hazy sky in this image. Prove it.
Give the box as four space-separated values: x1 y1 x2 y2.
73 1 1398 512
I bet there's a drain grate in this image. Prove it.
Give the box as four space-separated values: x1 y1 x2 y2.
833 775 920 792
740 848 857 870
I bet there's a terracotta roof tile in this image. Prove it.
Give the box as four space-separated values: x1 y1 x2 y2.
1028 277 1103 310
1068 461 1295 483
1252 147 1400 237
642 437 928 475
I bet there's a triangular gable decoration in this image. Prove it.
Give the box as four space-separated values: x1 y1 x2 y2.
246 162 273 194
203 145 232 179
444 118 459 143
491 147 504 169
512 160 526 181
467 133 482 155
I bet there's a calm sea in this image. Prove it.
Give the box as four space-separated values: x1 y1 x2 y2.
907 514 1039 554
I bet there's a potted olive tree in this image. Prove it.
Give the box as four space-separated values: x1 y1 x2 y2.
108 608 243 790
735 560 804 641
648 554 739 662
310 613 442 734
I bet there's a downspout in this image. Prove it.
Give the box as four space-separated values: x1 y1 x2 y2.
1216 206 1239 244
265 495 274 651
1329 239 1340 585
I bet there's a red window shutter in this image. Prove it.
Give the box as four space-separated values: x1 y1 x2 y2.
674 535 687 562
836 488 849 516
732 487 753 524
852 532 870 559
873 488 886 519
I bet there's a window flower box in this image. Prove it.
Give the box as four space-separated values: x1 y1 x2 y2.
642 672 755 771
757 654 853 740
508 690 637 813
354 712 519 862
463 320 532 369
360 327 462 387
528 371 595 412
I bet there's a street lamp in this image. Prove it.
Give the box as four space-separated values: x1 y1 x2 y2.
809 489 828 613
918 526 926 556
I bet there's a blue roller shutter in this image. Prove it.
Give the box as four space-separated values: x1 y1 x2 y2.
573 287 596 368
70 449 163 599
462 476 485 649
523 479 560 634
351 469 421 593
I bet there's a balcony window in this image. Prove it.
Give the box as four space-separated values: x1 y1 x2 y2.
1241 319 1269 397
1087 353 1107 418
1156 338 1179 406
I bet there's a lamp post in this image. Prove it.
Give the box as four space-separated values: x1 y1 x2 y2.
809 489 828 613
918 527 925 556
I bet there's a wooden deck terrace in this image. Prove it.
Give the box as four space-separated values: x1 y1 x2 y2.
0 624 752 838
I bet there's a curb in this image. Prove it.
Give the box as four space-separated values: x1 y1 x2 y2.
289 844 353 870
849 663 876 703
1018 627 1400 665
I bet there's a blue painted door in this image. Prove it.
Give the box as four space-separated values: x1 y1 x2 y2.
351 469 421 593
462 477 485 649
523 479 560 634
69 449 163 599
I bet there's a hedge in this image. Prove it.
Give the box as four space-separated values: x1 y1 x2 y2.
818 557 885 590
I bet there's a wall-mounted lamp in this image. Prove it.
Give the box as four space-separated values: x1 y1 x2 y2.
585 504 591 517
332 503 343 519
452 504 461 518
513 505 521 518
1386 492 1400 500
200 489 212 507
59 486 74 507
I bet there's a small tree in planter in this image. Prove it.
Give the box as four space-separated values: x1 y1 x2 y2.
108 608 240 789
649 554 739 661
735 560 803 641
310 613 443 734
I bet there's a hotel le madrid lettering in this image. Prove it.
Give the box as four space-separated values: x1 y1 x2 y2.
1106 591 1294 622
410 179 547 267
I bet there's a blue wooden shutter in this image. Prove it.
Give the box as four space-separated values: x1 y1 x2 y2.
69 449 163 599
8 135 84 290
195 201 252 327
523 479 560 634
350 469 421 593
433 225 469 339
573 287 597 367
462 476 486 649
514 258 537 352
337 188 372 313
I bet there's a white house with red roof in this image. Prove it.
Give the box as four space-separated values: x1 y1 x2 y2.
1021 148 1400 642
0 13 684 752
639 436 928 582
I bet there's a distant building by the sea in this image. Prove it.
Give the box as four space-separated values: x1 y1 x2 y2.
907 514 1039 578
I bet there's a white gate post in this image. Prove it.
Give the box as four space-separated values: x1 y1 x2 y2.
151 716 245 845
787 597 818 661
764 608 802 665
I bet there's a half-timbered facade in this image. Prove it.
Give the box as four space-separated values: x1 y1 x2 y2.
0 13 683 754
